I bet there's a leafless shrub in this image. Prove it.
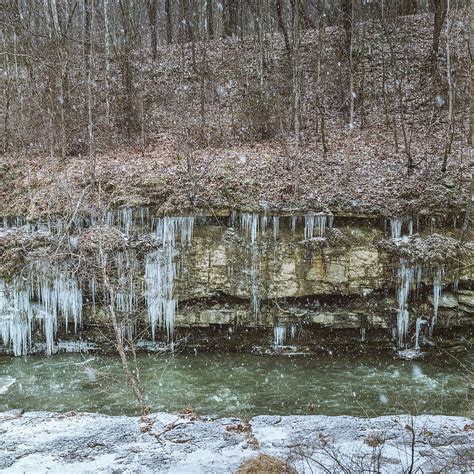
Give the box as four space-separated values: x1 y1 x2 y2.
237 453 296 474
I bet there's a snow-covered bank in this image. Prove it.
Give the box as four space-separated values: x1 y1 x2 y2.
0 411 472 473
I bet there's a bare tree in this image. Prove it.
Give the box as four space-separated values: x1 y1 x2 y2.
84 0 95 183
100 252 149 416
315 0 328 153
147 0 158 60
431 0 447 79
165 0 173 44
292 0 301 153
207 0 214 38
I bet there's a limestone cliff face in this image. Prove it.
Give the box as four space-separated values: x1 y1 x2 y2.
0 210 473 355
179 224 388 300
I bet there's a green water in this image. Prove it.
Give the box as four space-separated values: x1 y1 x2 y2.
0 353 472 417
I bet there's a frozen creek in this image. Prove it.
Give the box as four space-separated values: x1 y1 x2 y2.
0 411 472 473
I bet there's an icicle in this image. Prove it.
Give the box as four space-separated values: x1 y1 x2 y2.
360 327 366 342
316 214 327 237
250 249 260 317
240 213 259 244
145 250 176 340
115 250 138 315
290 323 297 339
272 216 280 241
106 210 115 227
89 277 97 309
1 265 83 356
119 208 133 236
415 265 423 298
261 213 269 234
239 213 261 317
122 322 134 341
230 210 238 227
430 266 443 335
0 279 32 356
304 213 329 239
273 326 286 348
138 207 149 226
290 216 298 232
304 214 315 239
396 258 414 347
54 274 82 333
414 318 426 351
145 217 194 339
390 218 402 239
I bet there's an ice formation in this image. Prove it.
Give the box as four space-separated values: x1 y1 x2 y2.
430 266 443 335
240 213 259 245
273 326 286 347
290 216 298 232
272 216 280 241
396 258 414 347
389 217 413 239
237 211 334 318
0 272 82 356
414 318 427 350
390 218 402 239
106 207 151 235
304 213 332 239
1 212 196 355
240 213 260 316
115 251 139 316
145 217 195 339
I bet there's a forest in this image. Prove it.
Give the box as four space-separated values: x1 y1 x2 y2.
0 1 473 473
1 0 472 219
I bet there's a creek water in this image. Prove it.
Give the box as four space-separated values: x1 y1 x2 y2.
0 353 472 417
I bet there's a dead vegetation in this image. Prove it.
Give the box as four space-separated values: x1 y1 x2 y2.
237 454 295 474
376 233 468 264
1 11 471 220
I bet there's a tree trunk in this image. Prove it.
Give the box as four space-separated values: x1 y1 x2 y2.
316 0 328 153
103 0 111 122
398 0 417 16
223 0 237 37
276 0 291 60
101 259 149 416
470 0 474 146
147 0 158 60
459 0 474 240
442 0 454 171
207 0 214 39
84 0 95 182
292 0 301 154
165 0 173 44
119 0 137 140
431 0 447 79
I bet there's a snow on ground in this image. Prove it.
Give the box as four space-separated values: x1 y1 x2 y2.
0 411 472 473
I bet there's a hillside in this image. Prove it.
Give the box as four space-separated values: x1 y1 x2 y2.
1 12 471 219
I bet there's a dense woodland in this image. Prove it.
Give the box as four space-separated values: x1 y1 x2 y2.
0 0 472 218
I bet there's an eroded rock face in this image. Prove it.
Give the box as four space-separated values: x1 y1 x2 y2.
1 213 473 354
458 290 474 312
428 292 459 308
0 411 472 473
179 224 390 300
